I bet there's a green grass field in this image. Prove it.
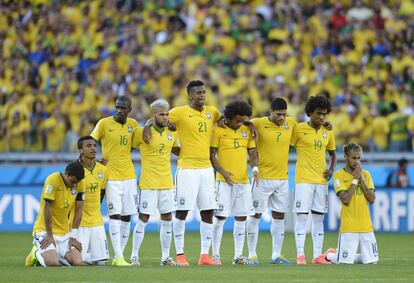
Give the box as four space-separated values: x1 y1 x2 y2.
1 232 413 283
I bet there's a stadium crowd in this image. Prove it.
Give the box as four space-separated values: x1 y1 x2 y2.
1 0 414 152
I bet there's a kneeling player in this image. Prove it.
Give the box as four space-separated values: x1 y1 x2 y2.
25 161 85 267
324 143 378 264
210 100 258 265
130 99 179 266
76 136 109 265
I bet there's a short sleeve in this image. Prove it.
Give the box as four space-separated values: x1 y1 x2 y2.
250 118 259 127
77 179 86 193
290 125 298 146
132 127 143 148
333 172 346 194
247 131 256 149
172 132 179 147
364 171 375 190
169 108 179 123
43 178 56 201
212 107 222 123
327 131 336 151
90 119 103 141
211 127 220 148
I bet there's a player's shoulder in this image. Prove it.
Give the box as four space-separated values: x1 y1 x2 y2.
126 117 139 127
251 116 266 126
45 172 62 184
170 105 188 114
362 169 372 178
94 161 108 173
286 116 297 126
333 168 345 179
205 105 219 113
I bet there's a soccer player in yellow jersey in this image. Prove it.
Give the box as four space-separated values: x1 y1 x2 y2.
246 98 296 265
152 80 223 266
130 99 179 267
76 136 109 265
324 143 378 264
91 96 139 266
26 161 85 267
291 95 336 265
210 100 258 265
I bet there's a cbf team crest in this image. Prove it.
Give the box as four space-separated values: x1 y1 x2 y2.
241 131 248 138
98 171 104 180
322 132 328 139
206 112 212 120
284 123 289 129
128 126 133 133
167 133 172 141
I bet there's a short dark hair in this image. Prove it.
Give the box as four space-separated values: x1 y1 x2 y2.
305 95 332 116
271 97 287 111
186 80 205 95
65 161 85 181
77 136 95 150
116 95 132 106
224 100 252 120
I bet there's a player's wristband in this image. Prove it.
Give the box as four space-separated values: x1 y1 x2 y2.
351 179 358 185
252 166 259 174
70 228 78 239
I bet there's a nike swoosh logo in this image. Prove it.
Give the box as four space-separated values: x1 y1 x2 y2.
344 179 351 182
109 129 115 132
297 233 305 236
247 233 256 235
111 232 120 235
188 114 196 117
318 233 324 236
135 231 144 234
238 233 245 236
264 126 273 128
166 232 172 234
303 133 307 135
206 237 212 240
122 235 129 238
175 234 183 237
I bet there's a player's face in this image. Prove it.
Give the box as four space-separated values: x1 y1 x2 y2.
80 139 96 160
345 150 362 171
189 85 206 107
64 174 80 188
114 99 131 123
309 108 328 127
154 109 169 128
270 109 287 126
227 114 248 130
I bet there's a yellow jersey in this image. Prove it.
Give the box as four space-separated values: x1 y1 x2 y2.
251 116 296 180
211 125 256 184
33 172 86 236
91 117 140 180
80 162 108 227
333 168 375 233
136 127 178 189
169 105 221 169
291 122 336 184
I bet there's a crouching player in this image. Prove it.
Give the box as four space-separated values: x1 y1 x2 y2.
25 161 86 267
130 99 179 266
210 100 258 265
325 143 379 264
76 136 109 265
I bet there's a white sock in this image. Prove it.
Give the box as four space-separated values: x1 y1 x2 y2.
173 218 185 255
233 220 246 258
120 220 131 253
246 217 259 258
109 219 122 258
311 214 325 259
160 220 172 261
35 250 46 267
131 219 147 259
271 218 285 259
83 252 91 264
200 221 213 255
295 214 308 257
327 251 338 264
212 218 226 256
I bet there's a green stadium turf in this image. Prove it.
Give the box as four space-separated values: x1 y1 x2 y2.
1 232 412 282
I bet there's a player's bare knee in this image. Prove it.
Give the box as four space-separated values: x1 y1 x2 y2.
175 210 188 220
272 211 284 219
200 210 213 223
253 213 262 219
121 215 131 222
235 216 246 221
215 215 226 221
139 213 150 223
66 250 82 266
160 213 172 221
110 214 121 220
311 210 324 215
